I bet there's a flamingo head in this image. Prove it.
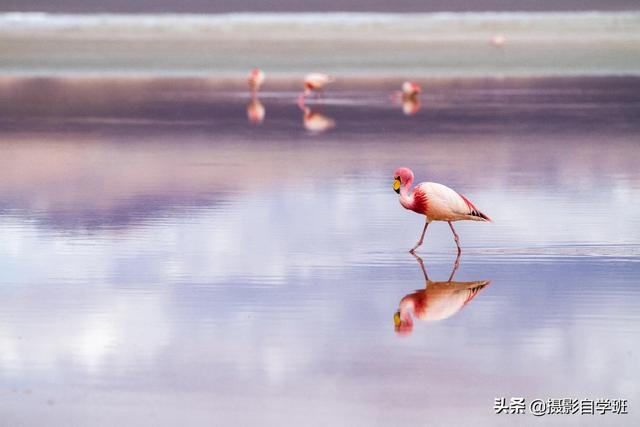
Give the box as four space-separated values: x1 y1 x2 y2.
393 167 414 193
402 81 421 97
393 308 414 336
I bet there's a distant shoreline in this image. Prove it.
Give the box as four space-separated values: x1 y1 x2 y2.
1 12 639 77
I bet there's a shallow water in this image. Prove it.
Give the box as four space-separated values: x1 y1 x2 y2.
0 76 639 425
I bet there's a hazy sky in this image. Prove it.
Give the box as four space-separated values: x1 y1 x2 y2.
0 0 638 13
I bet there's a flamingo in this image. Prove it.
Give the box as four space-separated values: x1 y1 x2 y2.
490 35 506 48
394 253 490 335
303 73 334 97
248 68 265 96
393 167 491 254
401 81 421 98
246 98 265 124
391 81 421 115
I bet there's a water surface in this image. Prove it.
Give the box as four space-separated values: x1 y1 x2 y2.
0 76 639 426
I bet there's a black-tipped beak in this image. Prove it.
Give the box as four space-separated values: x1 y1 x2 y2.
393 178 401 193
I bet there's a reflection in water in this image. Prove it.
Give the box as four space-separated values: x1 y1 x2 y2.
394 254 490 335
302 106 335 133
0 77 639 425
402 96 421 116
247 97 265 124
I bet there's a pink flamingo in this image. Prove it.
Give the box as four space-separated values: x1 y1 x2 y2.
393 167 491 254
391 81 422 115
248 68 265 96
490 35 506 48
401 81 421 98
394 253 490 336
303 73 334 97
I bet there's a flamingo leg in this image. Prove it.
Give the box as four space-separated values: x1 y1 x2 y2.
447 252 461 282
448 221 462 255
411 252 430 282
410 219 429 253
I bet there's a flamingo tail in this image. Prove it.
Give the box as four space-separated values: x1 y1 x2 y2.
469 209 491 222
457 192 492 222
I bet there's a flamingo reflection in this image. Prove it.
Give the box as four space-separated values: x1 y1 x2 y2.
246 98 265 124
402 96 421 116
302 107 335 133
394 254 490 335
297 97 335 133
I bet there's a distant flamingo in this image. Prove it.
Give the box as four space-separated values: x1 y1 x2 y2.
246 98 265 124
248 68 265 96
394 253 490 335
303 73 334 97
490 35 507 48
393 167 491 253
391 81 421 115
401 81 421 98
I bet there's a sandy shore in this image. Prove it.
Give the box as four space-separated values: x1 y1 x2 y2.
1 12 639 76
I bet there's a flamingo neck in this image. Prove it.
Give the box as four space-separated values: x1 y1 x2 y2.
399 180 416 210
399 302 415 328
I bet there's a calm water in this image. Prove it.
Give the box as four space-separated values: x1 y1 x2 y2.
0 77 639 425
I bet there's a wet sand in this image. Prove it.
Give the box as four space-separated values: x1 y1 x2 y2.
0 76 639 425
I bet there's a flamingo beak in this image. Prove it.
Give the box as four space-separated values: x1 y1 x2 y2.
393 178 401 193
393 310 401 327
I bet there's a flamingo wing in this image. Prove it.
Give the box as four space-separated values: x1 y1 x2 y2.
418 280 490 321
419 182 491 221
305 73 333 87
